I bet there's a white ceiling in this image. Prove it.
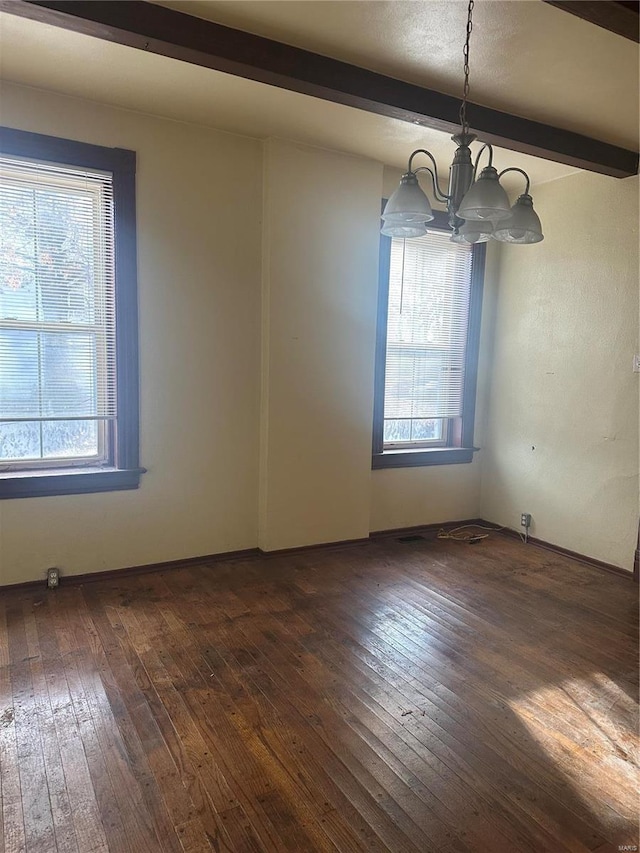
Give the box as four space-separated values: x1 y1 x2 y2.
0 1 637 188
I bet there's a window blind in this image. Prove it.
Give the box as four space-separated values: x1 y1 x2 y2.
0 156 116 424
384 229 473 422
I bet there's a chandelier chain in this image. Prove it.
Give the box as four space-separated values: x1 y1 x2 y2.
459 0 474 134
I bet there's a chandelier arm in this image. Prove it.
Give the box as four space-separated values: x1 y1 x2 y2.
497 167 531 195
407 149 451 201
472 143 494 179
413 167 449 204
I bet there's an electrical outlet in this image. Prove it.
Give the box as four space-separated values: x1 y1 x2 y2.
520 513 531 529
46 567 60 589
634 354 640 373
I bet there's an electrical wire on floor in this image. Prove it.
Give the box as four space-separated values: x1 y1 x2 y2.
437 524 497 544
437 523 527 545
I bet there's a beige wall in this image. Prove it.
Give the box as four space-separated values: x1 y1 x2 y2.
370 465 481 531
0 83 263 585
1 84 636 583
480 171 639 571
259 139 382 550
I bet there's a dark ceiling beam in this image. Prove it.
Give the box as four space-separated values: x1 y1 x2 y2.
543 1 639 43
1 0 637 177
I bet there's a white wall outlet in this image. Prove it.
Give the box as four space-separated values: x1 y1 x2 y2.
46 567 60 589
633 354 640 373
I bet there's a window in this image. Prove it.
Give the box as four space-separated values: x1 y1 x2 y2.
372 209 485 469
0 127 142 498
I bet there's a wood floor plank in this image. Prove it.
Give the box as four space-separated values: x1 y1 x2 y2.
303 592 613 850
308 562 636 839
225 601 572 853
186 578 475 850
357 585 635 782
111 587 259 853
158 570 428 853
181 587 433 852
1 535 638 853
0 608 27 853
35 594 123 853
221 572 568 849
5 599 56 853
89 599 200 853
156 584 375 853
336 574 638 821
22 602 79 853
138 583 323 853
278 604 603 853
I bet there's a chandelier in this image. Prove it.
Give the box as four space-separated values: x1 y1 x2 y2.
382 0 544 245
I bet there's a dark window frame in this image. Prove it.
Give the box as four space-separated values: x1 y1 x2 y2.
0 126 144 498
372 207 486 470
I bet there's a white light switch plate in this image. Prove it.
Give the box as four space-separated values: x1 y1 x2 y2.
634 354 640 373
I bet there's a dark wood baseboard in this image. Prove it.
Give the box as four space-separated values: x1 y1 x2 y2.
481 521 635 580
374 519 635 581
1 547 261 593
370 518 485 539
3 516 635 590
2 522 479 591
260 518 488 556
258 537 370 558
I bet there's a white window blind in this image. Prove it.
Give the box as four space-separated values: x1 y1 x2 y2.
384 230 473 438
0 156 116 462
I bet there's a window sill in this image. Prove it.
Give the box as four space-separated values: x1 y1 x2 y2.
372 447 475 469
0 466 146 499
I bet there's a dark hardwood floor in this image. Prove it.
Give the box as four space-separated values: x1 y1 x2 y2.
0 533 638 853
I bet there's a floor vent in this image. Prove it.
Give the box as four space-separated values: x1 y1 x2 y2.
396 534 427 543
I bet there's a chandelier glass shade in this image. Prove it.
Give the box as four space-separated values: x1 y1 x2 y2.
493 194 544 243
381 0 544 246
382 173 433 224
456 166 511 221
455 218 494 244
